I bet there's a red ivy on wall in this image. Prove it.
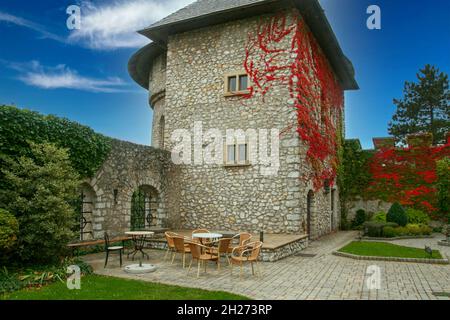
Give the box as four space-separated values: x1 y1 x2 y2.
367 140 450 218
241 11 343 190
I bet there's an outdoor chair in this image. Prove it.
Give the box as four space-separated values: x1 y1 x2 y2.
164 231 190 262
228 232 252 254
208 238 232 270
104 232 124 268
172 236 191 268
230 241 263 279
187 242 218 278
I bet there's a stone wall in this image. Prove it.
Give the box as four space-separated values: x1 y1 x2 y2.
81 139 177 239
157 9 341 238
347 198 392 221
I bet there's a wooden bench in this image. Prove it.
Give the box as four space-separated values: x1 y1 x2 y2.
67 236 132 256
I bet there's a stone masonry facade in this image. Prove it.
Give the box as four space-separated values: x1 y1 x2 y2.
148 10 340 238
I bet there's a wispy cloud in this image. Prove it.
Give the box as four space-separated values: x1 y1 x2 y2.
68 0 196 49
0 0 196 50
0 11 65 42
3 60 127 93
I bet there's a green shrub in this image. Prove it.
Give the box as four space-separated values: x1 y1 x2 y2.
395 226 408 236
419 224 432 235
0 209 19 251
0 105 111 178
382 226 396 238
406 208 430 224
0 142 80 264
372 211 387 222
387 202 408 226
353 209 367 227
436 158 450 222
363 221 385 237
406 224 422 236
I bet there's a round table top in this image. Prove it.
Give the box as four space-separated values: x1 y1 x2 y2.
125 231 154 236
192 232 223 239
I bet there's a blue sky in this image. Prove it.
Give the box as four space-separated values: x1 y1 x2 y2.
0 0 449 148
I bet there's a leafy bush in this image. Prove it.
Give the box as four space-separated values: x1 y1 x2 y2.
363 221 385 237
405 208 430 224
0 105 111 178
436 158 450 222
0 142 80 264
419 224 432 235
0 258 93 294
0 209 19 251
382 226 396 238
387 202 408 227
405 224 422 236
352 209 367 227
372 211 387 222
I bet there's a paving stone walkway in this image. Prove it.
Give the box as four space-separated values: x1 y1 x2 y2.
83 231 450 300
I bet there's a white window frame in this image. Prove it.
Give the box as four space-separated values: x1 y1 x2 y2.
224 139 250 166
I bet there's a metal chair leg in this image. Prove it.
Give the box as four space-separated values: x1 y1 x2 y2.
104 251 109 268
197 260 201 278
119 249 123 267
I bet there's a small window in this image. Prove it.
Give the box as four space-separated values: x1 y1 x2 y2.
239 75 248 91
225 72 249 95
228 76 237 92
225 142 249 165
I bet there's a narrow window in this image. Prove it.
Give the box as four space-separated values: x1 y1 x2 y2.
238 143 247 163
228 76 237 92
227 144 236 163
238 75 248 91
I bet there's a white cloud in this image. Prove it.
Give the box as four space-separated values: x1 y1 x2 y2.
68 0 196 49
4 60 127 93
0 11 65 42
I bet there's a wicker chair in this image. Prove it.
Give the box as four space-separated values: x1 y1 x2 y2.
165 231 191 262
172 236 191 268
208 238 232 270
228 232 252 254
230 241 263 279
187 242 218 278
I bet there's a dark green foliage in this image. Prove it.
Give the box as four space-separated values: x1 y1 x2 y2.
0 142 80 264
387 202 408 227
436 158 450 222
362 221 398 237
388 64 450 145
353 209 367 227
382 226 396 238
0 105 111 178
363 221 385 237
0 209 19 251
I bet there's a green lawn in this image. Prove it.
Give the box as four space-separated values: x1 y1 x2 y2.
338 241 443 259
2 274 249 300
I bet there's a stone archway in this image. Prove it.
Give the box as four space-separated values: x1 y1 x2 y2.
130 185 160 230
307 190 315 239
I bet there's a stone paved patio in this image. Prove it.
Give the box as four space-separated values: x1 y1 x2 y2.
83 231 450 300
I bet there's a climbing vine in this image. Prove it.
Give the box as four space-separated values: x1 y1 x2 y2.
242 10 343 190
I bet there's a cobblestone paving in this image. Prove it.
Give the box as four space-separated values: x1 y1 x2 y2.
84 231 450 300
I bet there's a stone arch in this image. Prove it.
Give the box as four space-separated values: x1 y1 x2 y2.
80 183 96 240
306 190 315 239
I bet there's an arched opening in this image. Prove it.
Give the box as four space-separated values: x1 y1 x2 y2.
159 115 165 149
130 185 159 230
306 190 314 239
79 183 95 241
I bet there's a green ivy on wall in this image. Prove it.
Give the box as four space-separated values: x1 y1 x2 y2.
0 105 111 178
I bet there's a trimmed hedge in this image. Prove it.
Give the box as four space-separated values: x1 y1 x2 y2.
0 105 111 178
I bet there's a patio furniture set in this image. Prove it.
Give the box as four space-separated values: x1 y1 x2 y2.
165 229 263 279
103 229 263 279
